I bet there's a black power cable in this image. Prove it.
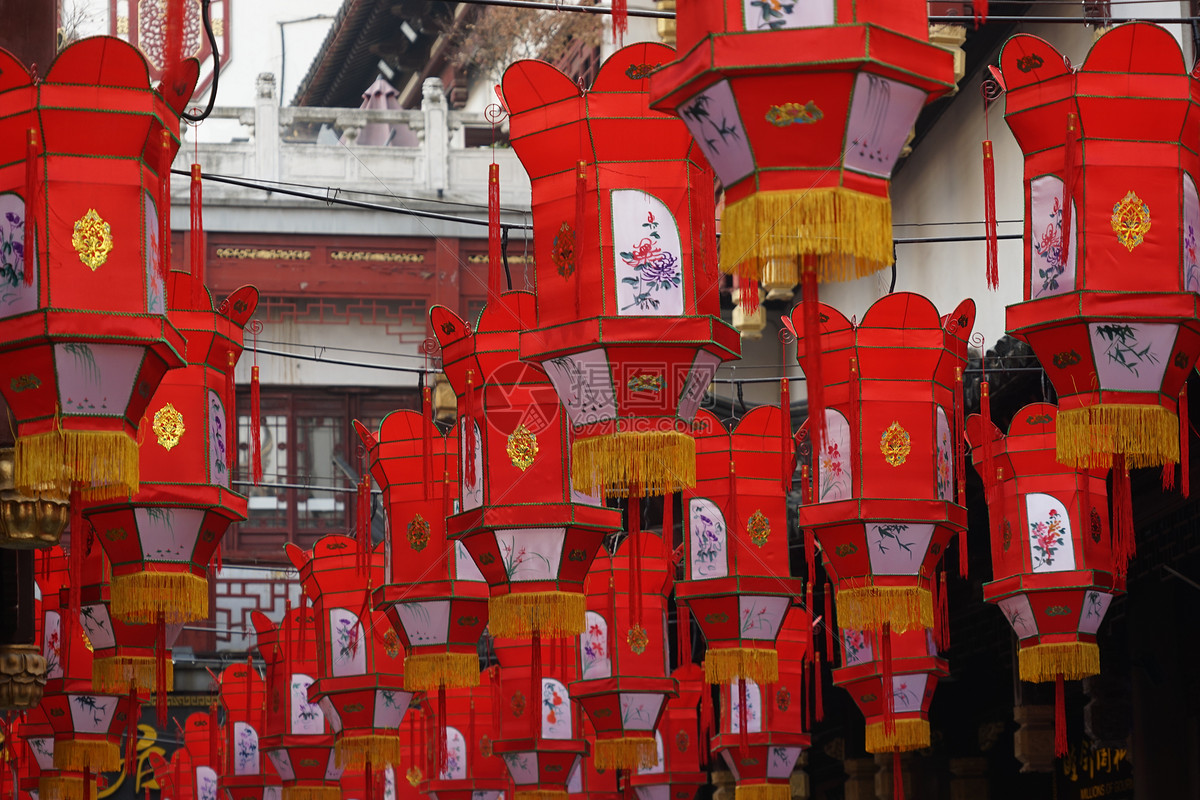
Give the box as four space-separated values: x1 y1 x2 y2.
181 0 221 123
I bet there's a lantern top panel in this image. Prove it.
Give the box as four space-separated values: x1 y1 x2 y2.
966 402 1109 480
776 606 813 666
218 661 266 719
287 535 384 607
250 606 319 671
167 273 259 371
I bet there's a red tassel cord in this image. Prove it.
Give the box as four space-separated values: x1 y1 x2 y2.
630 485 643 627
738 276 760 314
848 357 860 489
464 370 476 488
939 571 950 651
422 385 434 500
801 657 811 730
530 631 542 739
156 613 168 728
780 378 793 491
437 686 448 776
409 707 419 777
23 129 37 285
881 625 895 736
158 130 172 283
804 526 816 597
1060 113 1077 271
677 604 691 667
488 162 504 297
801 268 826 466
1112 455 1134 577
366 762 374 800
700 676 714 740
813 649 824 722
125 686 140 778
467 699 476 774
737 678 749 752
893 750 905 800
955 367 966 507
190 164 205 288
574 161 587 315
608 574 618 672
66 490 83 678
983 140 998 290
824 582 835 665
611 0 628 46
225 352 236 475
1054 673 1068 757
250 364 262 484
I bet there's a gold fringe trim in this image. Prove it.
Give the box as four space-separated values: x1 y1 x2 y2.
719 187 893 282
514 791 569 800
571 430 695 498
39 776 97 800
335 734 402 770
53 740 121 772
489 592 586 639
704 648 779 685
864 719 930 754
837 586 932 634
403 652 480 691
110 571 208 624
735 784 790 800
92 655 173 694
1056 405 1178 469
1019 641 1100 683
281 787 342 800
15 429 138 500
593 736 659 771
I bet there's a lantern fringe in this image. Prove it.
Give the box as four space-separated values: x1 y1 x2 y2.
1056 404 1178 469
719 187 892 282
281 787 342 800
53 740 121 773
514 791 569 800
592 736 659 770
864 719 930 754
403 652 480 691
110 571 208 624
571 430 695 498
488 591 586 639
92 655 173 694
334 734 402 770
38 776 97 800
734 784 789 800
836 586 932 634
15 430 137 499
703 647 779 685
1018 641 1100 683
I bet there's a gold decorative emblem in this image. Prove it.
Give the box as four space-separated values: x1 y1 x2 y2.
81 631 94 653
879 422 911 467
71 209 114 271
747 510 770 547
765 101 823 127
1110 190 1151 252
152 403 186 451
383 629 401 659
506 424 538 471
407 514 430 552
406 767 423 787
626 625 649 655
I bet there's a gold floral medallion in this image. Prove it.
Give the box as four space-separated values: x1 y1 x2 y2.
747 510 770 547
879 421 911 467
626 624 649 655
152 403 185 451
506 424 538 471
1110 190 1151 252
72 209 113 270
407 513 430 552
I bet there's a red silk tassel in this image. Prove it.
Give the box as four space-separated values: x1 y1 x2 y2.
464 371 476 487
611 0 628 45
727 460 740 566
125 686 139 777
799 464 810 505
437 686 448 775
23 129 36 285
190 164 205 287
983 140 998 290
813 650 824 722
738 276 760 314
575 161 587 314
630 486 642 626
939 571 950 651
608 575 618 671
955 367 966 507
1060 114 1077 271
225 352 236 474
409 708 418 773
1112 455 1134 576
801 269 826 463
422 386 434 500
893 751 904 800
737 678 749 751
250 365 262 484
1054 673 1067 757
357 477 371 577
801 657 811 730
158 130 172 283
66 490 82 678
700 678 714 739
366 762 374 800
84 768 91 800
804 526 816 594
443 471 452 526
488 163 503 296
530 631 541 739
823 583 835 665
848 357 860 480
1182 383 1190 498
780 378 793 491
881 625 895 736
974 0 988 25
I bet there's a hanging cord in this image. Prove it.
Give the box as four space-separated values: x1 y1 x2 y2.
180 0 221 122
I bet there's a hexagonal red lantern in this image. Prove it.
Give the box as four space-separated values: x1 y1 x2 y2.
710 607 812 800
793 294 974 634
1001 24 1200 474
219 661 283 800
571 533 676 771
357 410 490 691
251 606 343 800
20 704 97 800
678 406 802 687
82 272 254 626
501 42 740 499
0 38 200 498
627 664 710 800
430 292 622 639
288 536 412 773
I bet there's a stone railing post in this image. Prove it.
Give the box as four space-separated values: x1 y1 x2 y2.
422 77 449 198
254 73 280 182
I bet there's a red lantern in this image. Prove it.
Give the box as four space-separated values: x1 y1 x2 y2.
251 606 343 800
288 536 411 772
1001 23 1200 475
501 42 739 499
678 407 802 686
357 410 490 691
627 664 710 800
0 38 200 498
571 534 676 771
832 626 944 755
430 292 622 639
219 661 283 800
421 672 508 800
793 294 974 634
710 607 811 800
172 711 221 800
20 705 98 800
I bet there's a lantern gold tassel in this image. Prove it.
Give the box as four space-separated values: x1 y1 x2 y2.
592 735 659 771
488 591 586 638
864 719 930 754
38 776 97 800
719 187 892 282
571 430 695 498
281 787 342 800
403 652 480 691
514 791 570 800
53 740 121 773
1056 404 1179 469
15 429 137 499
110 572 208 624
836 586 932 634
92 655 173 694
735 785 790 800
703 647 779 685
334 734 402 770
1018 641 1100 683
